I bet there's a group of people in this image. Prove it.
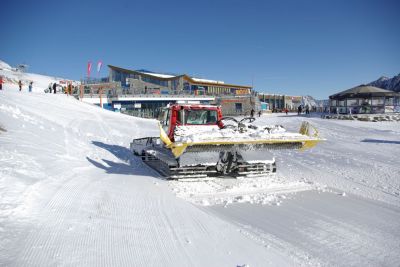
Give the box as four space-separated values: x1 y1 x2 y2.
47 83 58 94
297 105 310 115
47 82 74 95
16 80 33 92
0 77 34 92
0 77 75 95
250 109 263 118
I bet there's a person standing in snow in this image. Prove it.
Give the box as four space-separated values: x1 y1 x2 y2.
67 83 72 95
258 110 262 117
250 109 255 118
28 82 33 92
18 80 22 91
305 105 310 115
0 76 3 90
297 105 302 115
52 82 57 94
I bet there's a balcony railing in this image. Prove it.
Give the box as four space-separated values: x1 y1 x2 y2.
78 87 253 98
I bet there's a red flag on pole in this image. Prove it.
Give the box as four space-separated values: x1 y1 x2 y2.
87 61 92 78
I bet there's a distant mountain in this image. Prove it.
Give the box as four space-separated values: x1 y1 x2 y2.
302 95 317 107
367 73 400 92
300 95 330 107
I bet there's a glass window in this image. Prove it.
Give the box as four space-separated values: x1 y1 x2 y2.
346 99 358 106
371 98 384 106
235 103 242 112
331 100 337 106
177 110 184 124
372 106 384 113
142 76 168 87
338 100 345 106
112 70 122 82
162 109 170 126
172 79 179 90
184 110 218 125
360 99 371 105
183 82 190 91
185 109 217 125
385 97 394 105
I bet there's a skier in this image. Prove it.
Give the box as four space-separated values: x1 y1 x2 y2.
28 82 33 92
258 110 262 117
18 80 22 91
0 76 3 90
284 108 288 115
306 105 310 115
53 83 57 94
250 109 255 118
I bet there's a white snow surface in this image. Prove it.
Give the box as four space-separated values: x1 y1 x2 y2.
137 71 225 84
173 124 305 143
0 88 295 266
191 77 225 84
0 60 13 70
1 82 400 266
0 60 75 93
141 72 175 79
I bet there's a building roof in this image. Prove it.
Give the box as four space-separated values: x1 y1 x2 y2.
329 85 400 99
108 65 251 89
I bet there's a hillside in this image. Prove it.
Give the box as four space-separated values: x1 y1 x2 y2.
0 60 76 93
0 88 297 266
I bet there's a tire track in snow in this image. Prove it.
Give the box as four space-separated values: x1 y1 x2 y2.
9 112 117 265
9 110 195 266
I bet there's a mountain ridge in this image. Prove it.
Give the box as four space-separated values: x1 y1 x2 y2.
367 73 400 92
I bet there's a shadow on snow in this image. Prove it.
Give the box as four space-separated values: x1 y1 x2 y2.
361 139 400 145
86 141 157 176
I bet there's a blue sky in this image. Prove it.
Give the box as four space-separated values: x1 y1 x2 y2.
1 0 399 99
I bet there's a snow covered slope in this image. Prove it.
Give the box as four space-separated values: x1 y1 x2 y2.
0 89 295 266
0 60 13 70
0 59 74 93
1 86 399 266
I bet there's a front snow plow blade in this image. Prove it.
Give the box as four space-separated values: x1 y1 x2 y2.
132 122 323 179
167 137 319 158
164 121 321 158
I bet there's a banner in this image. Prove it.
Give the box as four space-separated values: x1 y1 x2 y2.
97 61 103 73
87 61 92 77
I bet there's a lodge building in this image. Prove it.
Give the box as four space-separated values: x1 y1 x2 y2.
79 65 255 117
108 65 252 96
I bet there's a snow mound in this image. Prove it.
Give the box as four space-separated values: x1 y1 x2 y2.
170 175 314 206
174 124 304 143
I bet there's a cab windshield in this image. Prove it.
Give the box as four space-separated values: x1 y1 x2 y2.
180 109 218 125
